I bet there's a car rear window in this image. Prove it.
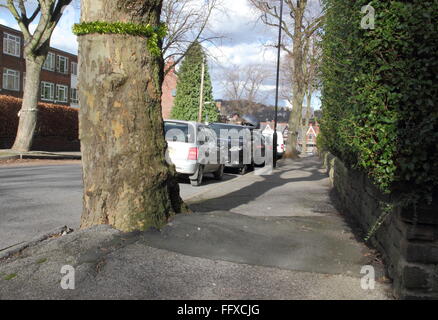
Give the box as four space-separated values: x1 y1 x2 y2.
209 123 244 136
164 122 194 143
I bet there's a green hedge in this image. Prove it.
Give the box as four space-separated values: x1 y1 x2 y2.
0 95 78 138
321 0 438 203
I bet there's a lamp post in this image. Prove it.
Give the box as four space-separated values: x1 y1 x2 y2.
198 57 206 122
203 101 214 124
272 0 284 169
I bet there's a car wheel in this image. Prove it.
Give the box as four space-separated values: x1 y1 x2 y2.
213 164 224 180
190 165 203 186
239 164 248 175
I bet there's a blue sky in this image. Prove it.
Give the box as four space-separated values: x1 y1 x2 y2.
0 0 321 109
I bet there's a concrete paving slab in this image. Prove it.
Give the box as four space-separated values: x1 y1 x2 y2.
138 210 384 278
0 225 391 300
189 157 336 217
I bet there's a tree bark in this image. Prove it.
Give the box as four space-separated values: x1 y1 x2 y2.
79 0 187 231
11 56 45 152
284 2 306 159
301 92 312 155
285 87 304 158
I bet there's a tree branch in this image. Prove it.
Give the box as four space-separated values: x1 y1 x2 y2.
28 4 41 24
6 0 31 39
162 0 221 74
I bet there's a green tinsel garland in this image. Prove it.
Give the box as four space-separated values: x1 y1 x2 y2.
72 21 167 56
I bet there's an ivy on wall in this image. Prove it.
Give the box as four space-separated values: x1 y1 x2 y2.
320 0 438 203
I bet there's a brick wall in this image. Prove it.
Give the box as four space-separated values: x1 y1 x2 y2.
322 153 438 299
0 24 78 106
161 61 177 119
0 25 25 99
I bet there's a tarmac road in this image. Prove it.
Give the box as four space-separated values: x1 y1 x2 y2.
0 163 239 250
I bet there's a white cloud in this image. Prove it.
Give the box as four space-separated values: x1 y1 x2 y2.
259 84 276 92
209 0 263 40
50 5 80 54
203 0 286 103
208 42 276 66
0 17 18 29
208 0 276 47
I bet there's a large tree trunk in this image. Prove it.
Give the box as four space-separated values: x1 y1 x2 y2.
284 3 306 159
286 86 305 158
301 92 312 155
11 57 44 152
79 0 187 231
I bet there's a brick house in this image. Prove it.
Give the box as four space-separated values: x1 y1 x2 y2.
298 122 320 153
1 24 178 115
260 121 289 138
0 24 78 107
260 121 320 153
161 59 177 119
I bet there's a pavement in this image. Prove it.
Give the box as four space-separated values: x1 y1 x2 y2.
0 163 241 250
0 156 394 299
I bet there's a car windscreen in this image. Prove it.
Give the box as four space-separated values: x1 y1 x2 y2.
164 122 194 143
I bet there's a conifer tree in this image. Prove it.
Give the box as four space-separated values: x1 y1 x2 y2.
171 41 218 122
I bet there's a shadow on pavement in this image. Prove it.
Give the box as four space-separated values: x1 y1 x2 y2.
190 156 327 213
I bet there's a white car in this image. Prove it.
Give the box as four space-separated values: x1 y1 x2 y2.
276 132 286 157
164 120 225 186
262 131 285 158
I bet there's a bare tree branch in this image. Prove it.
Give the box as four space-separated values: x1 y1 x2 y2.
162 0 223 74
27 4 40 24
222 64 273 114
18 0 27 19
5 0 31 39
248 0 324 157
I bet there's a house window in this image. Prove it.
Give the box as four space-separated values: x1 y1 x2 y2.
56 84 68 103
71 62 77 76
3 33 21 57
2 68 20 91
57 55 69 74
42 52 55 71
40 81 54 101
70 88 78 103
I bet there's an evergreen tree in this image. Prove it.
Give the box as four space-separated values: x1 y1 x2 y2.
171 42 218 122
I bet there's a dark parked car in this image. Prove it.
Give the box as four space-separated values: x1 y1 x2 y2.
208 123 265 174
